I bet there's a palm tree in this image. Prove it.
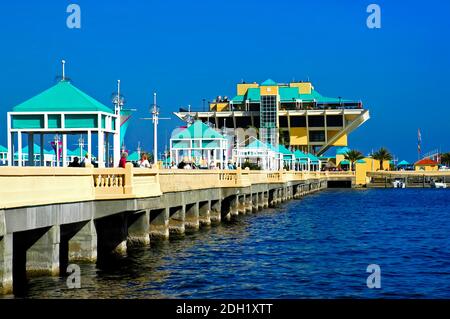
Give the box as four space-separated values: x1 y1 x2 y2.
372 147 392 170
441 152 450 166
344 149 364 171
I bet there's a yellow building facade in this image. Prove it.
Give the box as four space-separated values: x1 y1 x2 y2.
174 78 369 155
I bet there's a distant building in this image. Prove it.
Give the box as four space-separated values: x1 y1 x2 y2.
414 158 439 171
174 79 369 155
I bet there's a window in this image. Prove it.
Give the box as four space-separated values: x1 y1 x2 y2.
309 131 325 142
260 95 278 145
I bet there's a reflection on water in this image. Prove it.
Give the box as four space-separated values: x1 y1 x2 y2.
6 189 450 298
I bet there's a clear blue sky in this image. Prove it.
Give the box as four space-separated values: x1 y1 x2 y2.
0 0 449 161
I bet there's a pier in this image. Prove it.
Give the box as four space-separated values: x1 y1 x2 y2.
0 166 354 294
367 171 450 188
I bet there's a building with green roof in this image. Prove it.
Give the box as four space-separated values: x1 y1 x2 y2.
7 64 121 167
233 137 282 170
170 120 228 168
175 78 369 156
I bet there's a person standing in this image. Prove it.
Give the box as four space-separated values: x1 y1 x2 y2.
139 153 151 168
119 152 128 168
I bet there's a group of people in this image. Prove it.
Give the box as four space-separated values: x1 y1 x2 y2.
170 160 236 170
68 154 96 167
68 152 152 168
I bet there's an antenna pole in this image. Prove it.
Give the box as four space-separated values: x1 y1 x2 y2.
61 60 66 80
152 92 158 166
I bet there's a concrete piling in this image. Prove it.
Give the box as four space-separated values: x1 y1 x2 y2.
185 203 200 231
199 201 211 227
169 206 185 235
127 211 150 247
150 208 169 240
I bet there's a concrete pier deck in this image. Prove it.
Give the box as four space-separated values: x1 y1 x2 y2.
0 165 354 295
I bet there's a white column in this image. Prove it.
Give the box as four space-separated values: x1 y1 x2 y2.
62 134 67 167
40 134 44 166
97 130 104 168
113 132 120 167
7 113 12 166
28 133 34 166
17 131 22 167
87 131 92 161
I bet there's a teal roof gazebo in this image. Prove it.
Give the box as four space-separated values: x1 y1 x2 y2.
7 63 121 167
170 120 228 168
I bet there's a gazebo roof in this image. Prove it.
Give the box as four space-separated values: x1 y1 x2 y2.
246 139 270 150
172 121 225 140
128 151 140 161
340 160 350 165
0 145 7 153
22 143 54 155
13 80 114 114
294 150 308 159
398 160 410 166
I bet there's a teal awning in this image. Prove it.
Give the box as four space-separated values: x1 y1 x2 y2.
356 159 366 164
336 147 351 155
398 160 410 166
0 145 8 153
340 160 350 165
231 95 244 103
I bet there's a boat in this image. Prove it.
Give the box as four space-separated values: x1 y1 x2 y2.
392 179 406 188
431 179 447 189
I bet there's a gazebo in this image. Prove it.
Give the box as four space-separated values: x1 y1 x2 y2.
294 150 310 171
170 120 228 169
277 145 295 170
0 145 7 165
7 74 120 168
234 137 281 171
397 160 410 170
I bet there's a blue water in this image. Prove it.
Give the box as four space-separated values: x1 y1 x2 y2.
18 188 450 298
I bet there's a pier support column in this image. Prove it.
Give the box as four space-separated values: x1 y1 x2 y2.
199 201 211 227
66 220 97 263
150 208 169 240
230 196 239 217
220 197 232 221
26 226 60 276
251 193 258 212
245 195 252 213
95 213 127 257
127 210 150 247
210 200 221 225
277 189 283 203
238 195 246 215
0 234 13 295
263 191 269 208
169 206 185 235
269 189 276 208
257 193 264 210
185 203 200 231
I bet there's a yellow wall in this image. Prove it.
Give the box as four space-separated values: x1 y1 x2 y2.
260 86 279 96
237 83 259 96
336 154 345 166
355 162 368 185
290 82 312 94
210 102 229 112
327 131 348 146
289 128 308 145
358 158 391 172
415 164 438 172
